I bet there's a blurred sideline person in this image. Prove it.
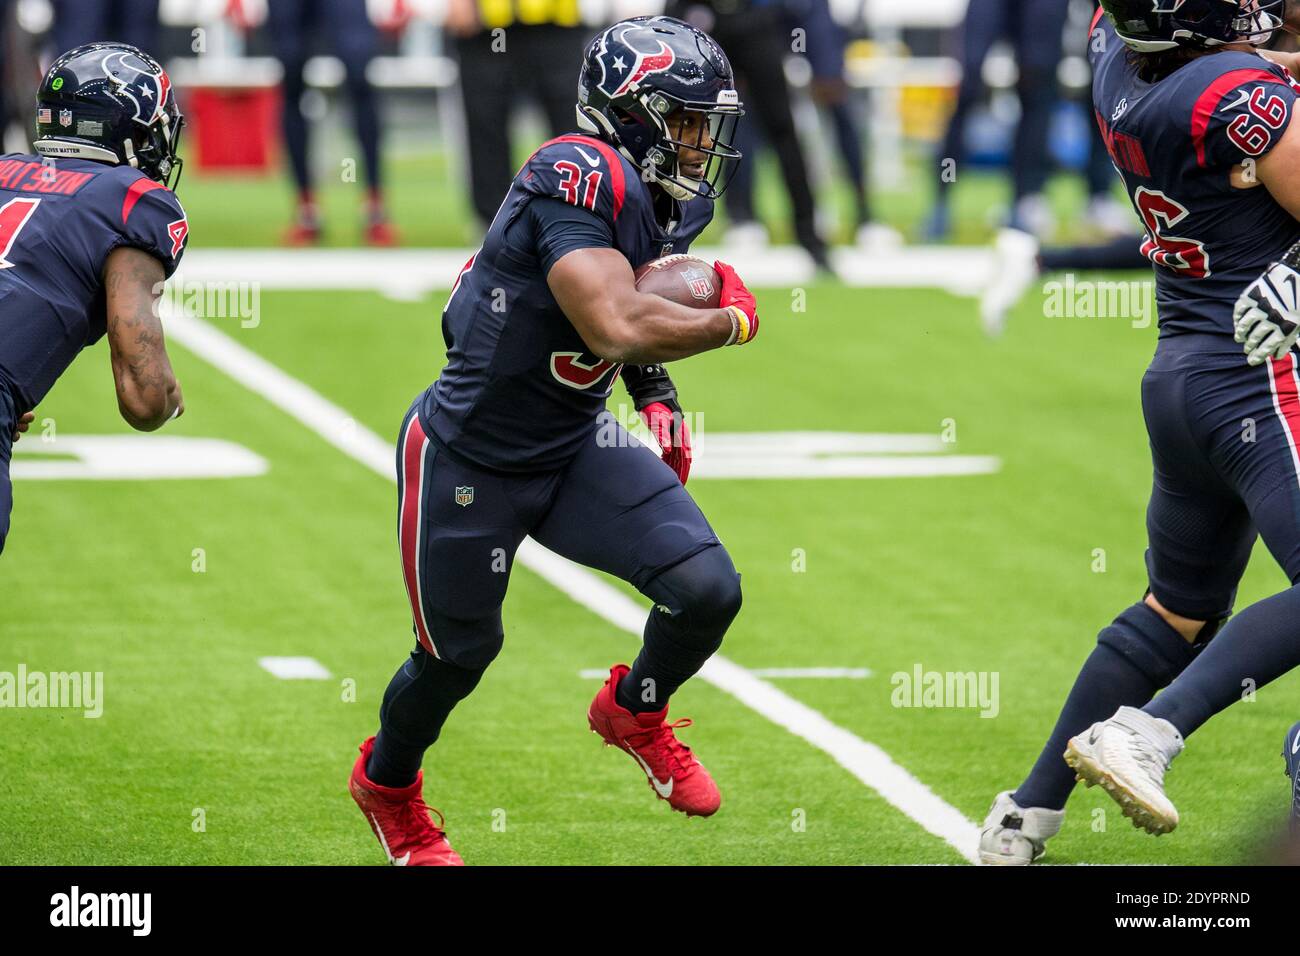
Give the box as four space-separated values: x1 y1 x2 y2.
726 0 900 251
51 0 159 54
0 43 189 556
444 0 591 230
347 16 759 866
227 0 397 245
980 0 1300 863
925 0 1070 241
670 0 831 269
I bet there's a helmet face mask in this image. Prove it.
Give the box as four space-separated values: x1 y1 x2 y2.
33 42 185 190
576 16 744 201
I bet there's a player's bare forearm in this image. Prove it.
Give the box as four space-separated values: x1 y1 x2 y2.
609 296 736 363
103 246 183 430
1259 48 1300 77
548 247 735 364
1254 115 1300 222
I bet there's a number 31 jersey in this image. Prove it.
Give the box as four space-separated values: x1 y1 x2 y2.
0 154 189 415
421 134 713 472
1090 11 1300 345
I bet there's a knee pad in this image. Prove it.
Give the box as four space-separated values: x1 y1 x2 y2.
1097 602 1198 687
643 546 743 648
422 609 504 671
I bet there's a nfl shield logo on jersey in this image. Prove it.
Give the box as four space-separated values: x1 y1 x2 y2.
454 485 474 507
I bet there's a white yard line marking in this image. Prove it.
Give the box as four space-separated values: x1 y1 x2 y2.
750 667 873 679
165 307 981 864
579 667 872 680
12 435 267 481
259 656 332 680
174 245 997 296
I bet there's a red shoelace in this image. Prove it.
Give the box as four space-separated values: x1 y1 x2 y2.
628 717 697 780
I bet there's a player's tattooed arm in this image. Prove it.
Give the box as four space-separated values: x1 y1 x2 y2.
547 247 745 364
104 246 184 431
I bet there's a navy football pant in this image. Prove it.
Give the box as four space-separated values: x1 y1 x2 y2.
1015 348 1300 808
1141 350 1300 618
0 389 12 557
267 0 381 194
369 402 740 786
394 403 734 670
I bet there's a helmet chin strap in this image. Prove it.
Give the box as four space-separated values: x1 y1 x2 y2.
577 103 699 200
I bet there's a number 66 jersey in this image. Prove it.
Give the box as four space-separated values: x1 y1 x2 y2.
1090 10 1300 346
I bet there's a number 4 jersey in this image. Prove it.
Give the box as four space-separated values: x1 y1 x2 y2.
1090 11 1300 344
0 154 189 416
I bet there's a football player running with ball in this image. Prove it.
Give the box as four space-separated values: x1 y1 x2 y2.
980 0 1300 864
0 43 189 557
348 16 759 865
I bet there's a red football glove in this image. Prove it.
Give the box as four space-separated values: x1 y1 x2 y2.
639 401 692 485
714 260 759 346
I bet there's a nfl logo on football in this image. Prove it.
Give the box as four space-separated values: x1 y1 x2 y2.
682 266 714 301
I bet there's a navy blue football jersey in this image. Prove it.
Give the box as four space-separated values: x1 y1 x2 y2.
421 134 713 471
1090 12 1300 342
0 154 188 414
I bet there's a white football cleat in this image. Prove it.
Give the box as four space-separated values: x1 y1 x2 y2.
979 228 1040 337
855 221 904 255
1065 705 1184 835
978 791 1064 865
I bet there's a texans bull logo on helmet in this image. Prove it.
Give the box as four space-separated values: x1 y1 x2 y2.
593 26 678 100
101 49 173 127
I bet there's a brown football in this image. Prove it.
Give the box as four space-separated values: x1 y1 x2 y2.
633 255 721 309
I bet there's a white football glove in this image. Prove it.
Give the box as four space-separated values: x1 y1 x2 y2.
1234 261 1300 366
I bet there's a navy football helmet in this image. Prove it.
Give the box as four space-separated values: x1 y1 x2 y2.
1099 0 1285 51
33 42 184 188
576 16 742 201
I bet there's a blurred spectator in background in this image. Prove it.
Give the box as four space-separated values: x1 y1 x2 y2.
787 0 899 250
248 0 397 246
670 0 830 270
51 0 159 54
444 0 590 230
724 0 898 252
925 0 1070 241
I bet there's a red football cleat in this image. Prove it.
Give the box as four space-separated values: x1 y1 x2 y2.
364 219 400 247
282 220 322 247
587 664 721 817
348 737 464 866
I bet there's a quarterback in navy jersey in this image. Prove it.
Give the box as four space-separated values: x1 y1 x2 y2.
348 16 761 865
979 0 1300 863
0 42 189 557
